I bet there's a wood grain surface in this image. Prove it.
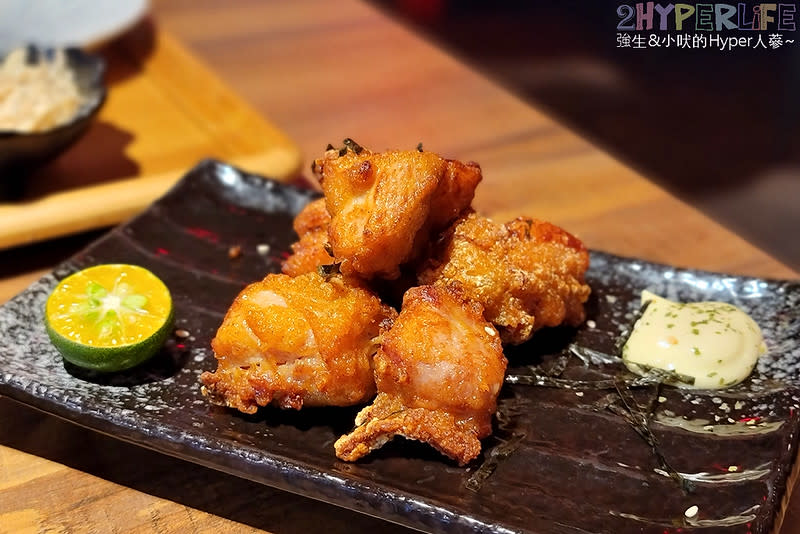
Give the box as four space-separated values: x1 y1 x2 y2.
1 1 798 533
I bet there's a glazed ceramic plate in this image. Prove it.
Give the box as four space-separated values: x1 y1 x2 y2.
0 0 149 54
1 160 799 534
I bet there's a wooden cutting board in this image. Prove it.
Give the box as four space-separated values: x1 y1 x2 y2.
0 20 302 250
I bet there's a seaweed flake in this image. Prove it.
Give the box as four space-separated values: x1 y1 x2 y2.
325 143 335 151
416 142 424 152
343 138 364 155
317 262 341 280
611 378 695 494
546 354 570 377
587 392 620 412
569 345 620 366
505 369 678 390
465 432 526 492
629 363 695 387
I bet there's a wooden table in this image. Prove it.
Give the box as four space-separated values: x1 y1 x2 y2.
1 0 797 532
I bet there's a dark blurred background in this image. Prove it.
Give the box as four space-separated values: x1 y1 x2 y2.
371 0 800 270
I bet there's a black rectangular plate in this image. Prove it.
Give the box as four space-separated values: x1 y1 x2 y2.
1 159 799 534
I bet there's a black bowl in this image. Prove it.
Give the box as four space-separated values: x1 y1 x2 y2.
0 46 106 185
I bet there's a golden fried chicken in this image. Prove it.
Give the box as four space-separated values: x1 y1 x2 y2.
312 144 481 280
282 198 333 277
293 197 330 237
334 285 506 465
418 212 591 345
200 272 396 413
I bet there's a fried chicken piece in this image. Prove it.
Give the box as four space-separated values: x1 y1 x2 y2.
293 197 330 236
200 272 396 413
418 212 591 345
334 285 506 465
313 144 482 280
282 198 334 277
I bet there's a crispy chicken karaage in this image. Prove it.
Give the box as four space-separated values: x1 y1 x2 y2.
200 272 396 412
334 284 506 465
312 144 481 280
203 140 593 466
418 212 591 345
281 198 333 277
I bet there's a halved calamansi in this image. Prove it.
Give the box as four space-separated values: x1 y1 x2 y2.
45 264 173 372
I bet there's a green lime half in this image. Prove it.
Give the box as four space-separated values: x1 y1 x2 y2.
45 264 174 372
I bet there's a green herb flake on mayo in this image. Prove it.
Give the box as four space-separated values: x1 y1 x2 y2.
622 291 766 389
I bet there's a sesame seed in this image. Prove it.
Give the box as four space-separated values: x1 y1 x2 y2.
175 329 190 338
658 396 667 403
484 326 496 336
728 465 739 472
575 391 584 397
257 244 271 255
586 320 596 329
684 505 699 518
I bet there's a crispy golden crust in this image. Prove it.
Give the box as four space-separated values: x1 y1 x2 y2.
200 272 396 413
430 159 483 229
334 285 506 465
313 147 481 280
281 230 333 277
282 199 334 277
418 212 591 345
333 394 483 465
292 197 330 236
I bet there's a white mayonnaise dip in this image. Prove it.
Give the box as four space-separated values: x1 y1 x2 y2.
622 291 766 389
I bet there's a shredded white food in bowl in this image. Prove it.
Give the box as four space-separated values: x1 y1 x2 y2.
0 48 84 133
